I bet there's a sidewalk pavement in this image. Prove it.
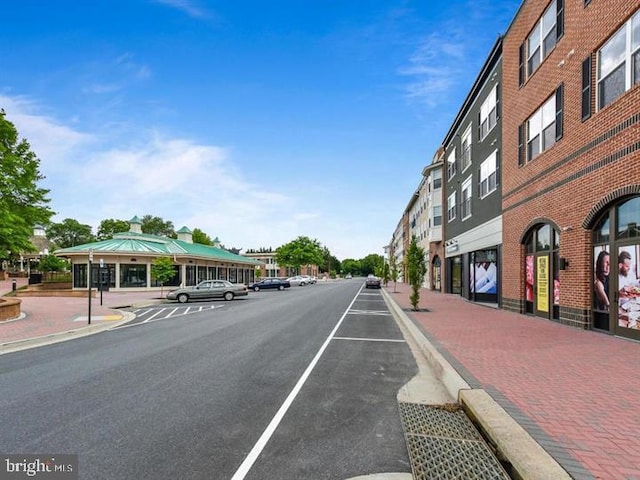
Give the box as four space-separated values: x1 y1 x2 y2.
383 282 640 480
1 279 639 479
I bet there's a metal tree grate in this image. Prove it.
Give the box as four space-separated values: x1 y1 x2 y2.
399 402 510 480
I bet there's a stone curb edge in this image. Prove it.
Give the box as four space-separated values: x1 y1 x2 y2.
381 289 572 480
0 310 136 355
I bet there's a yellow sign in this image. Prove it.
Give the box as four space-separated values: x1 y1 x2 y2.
537 256 549 312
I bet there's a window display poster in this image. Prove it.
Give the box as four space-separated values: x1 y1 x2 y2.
593 245 610 311
525 255 534 302
537 256 549 313
471 261 497 294
618 244 640 330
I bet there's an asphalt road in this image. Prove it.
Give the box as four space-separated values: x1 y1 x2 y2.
0 279 418 479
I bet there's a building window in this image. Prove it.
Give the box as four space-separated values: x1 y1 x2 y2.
433 205 442 226
480 150 498 198
447 148 456 179
597 9 640 110
527 0 560 76
447 193 456 222
120 264 147 288
461 177 472 220
461 127 472 171
479 86 498 141
527 90 560 161
432 169 442 189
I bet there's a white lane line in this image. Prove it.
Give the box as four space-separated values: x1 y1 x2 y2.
143 308 166 323
332 336 405 343
347 309 391 316
165 307 180 318
230 283 365 480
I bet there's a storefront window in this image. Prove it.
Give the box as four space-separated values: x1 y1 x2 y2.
73 263 88 288
120 264 147 288
186 265 196 286
523 224 559 318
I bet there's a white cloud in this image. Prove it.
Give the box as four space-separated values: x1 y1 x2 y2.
153 0 210 19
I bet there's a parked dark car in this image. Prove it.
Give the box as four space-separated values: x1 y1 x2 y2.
248 278 291 291
166 280 248 303
365 274 381 289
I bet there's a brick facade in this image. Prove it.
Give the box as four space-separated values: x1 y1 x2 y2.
501 0 640 336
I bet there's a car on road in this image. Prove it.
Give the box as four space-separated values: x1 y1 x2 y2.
345 274 353 279
248 278 291 291
287 275 311 286
365 274 381 289
166 280 248 303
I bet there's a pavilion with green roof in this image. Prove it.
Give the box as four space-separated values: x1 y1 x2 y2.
55 216 262 291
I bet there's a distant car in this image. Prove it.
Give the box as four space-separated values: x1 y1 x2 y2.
345 274 353 279
301 275 317 285
166 280 248 303
287 275 309 286
365 274 381 289
249 278 291 291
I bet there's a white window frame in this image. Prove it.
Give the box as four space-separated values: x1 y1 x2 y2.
480 150 498 198
447 148 456 179
461 177 472 220
447 192 456 222
479 85 498 141
597 10 640 110
432 205 442 226
527 0 557 76
432 168 442 189
461 126 472 171
526 94 556 161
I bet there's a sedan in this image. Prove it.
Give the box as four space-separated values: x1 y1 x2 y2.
166 280 248 303
365 275 381 289
248 278 291 291
287 275 309 286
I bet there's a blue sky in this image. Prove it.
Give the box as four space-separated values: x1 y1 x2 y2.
1 0 519 260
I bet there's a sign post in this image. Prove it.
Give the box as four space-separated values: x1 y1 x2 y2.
88 249 93 325
99 258 104 306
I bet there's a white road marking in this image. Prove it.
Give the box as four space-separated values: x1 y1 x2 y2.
332 336 405 343
347 309 391 316
142 308 166 323
229 283 365 480
165 307 179 317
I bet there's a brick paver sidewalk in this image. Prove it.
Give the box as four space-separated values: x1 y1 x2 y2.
385 282 640 480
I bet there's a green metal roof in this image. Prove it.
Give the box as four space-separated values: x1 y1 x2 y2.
55 231 260 265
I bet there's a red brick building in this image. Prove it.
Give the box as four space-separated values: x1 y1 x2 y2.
501 0 640 340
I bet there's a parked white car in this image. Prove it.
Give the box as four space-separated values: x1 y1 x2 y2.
287 275 309 286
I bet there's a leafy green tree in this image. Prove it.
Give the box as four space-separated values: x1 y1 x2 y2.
0 110 54 260
341 258 361 276
275 236 324 274
46 219 95 249
192 228 213 245
407 235 427 311
97 218 130 240
141 215 176 238
151 256 176 298
360 253 384 276
390 254 399 293
382 262 390 286
38 254 68 272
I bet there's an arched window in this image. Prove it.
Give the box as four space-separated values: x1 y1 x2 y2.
592 195 640 337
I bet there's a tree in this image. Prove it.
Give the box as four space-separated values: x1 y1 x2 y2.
360 253 384 276
46 219 95 249
192 228 213 245
389 254 399 293
0 110 54 260
382 261 390 286
141 215 175 237
407 235 427 311
38 254 68 272
151 256 176 298
341 258 361 276
97 218 130 240
275 236 324 274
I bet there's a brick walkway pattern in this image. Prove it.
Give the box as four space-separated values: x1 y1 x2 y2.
386 282 640 480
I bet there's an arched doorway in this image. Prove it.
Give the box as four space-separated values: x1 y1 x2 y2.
591 195 640 340
432 256 441 291
523 223 560 320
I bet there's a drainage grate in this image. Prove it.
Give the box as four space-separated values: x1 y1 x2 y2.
399 402 510 480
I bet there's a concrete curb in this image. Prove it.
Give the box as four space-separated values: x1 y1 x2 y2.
0 310 135 355
381 289 571 480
